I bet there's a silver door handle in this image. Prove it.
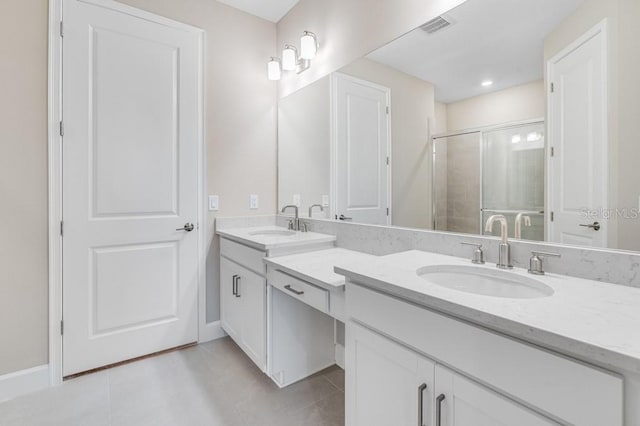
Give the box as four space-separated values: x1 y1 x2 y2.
232 275 238 296
418 383 427 426
338 214 352 221
284 284 304 295
235 276 241 298
436 394 445 426
176 223 195 232
579 221 600 231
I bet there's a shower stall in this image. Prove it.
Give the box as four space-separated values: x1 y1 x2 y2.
432 120 545 241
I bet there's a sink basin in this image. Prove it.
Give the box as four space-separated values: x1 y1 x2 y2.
248 229 296 237
417 265 554 299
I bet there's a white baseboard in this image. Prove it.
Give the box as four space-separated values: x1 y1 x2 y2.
0 364 50 403
335 343 345 369
199 320 227 343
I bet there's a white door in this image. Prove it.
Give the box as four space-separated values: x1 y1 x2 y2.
434 365 558 426
346 322 434 426
333 73 390 225
220 257 242 340
236 267 266 369
62 0 202 376
548 24 607 247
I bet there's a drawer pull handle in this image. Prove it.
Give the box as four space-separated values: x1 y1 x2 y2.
436 394 445 426
232 275 238 296
235 276 241 298
284 284 304 295
418 383 427 426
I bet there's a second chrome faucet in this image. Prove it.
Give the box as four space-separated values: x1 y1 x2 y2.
484 214 513 269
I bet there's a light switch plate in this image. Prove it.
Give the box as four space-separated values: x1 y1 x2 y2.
208 195 219 211
293 194 301 207
322 195 329 207
250 194 259 209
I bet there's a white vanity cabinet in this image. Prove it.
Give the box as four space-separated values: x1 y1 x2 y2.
220 238 267 371
347 322 434 426
346 283 624 426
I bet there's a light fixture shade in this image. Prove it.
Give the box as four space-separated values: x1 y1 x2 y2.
282 45 297 71
267 57 281 81
300 31 318 60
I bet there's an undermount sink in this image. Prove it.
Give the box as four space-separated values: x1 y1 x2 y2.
417 265 554 299
248 229 296 237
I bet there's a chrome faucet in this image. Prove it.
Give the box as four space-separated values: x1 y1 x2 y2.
485 214 512 269
514 212 532 240
281 205 300 231
309 204 324 218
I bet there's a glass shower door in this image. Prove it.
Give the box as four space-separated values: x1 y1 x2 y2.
481 122 545 241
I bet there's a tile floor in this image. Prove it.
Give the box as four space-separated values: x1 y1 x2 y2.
0 337 345 426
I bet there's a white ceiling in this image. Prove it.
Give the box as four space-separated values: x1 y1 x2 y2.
366 0 585 103
216 0 300 22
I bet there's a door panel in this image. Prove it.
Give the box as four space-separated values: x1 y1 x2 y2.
435 365 558 426
62 0 201 376
220 257 241 339
346 322 434 426
549 28 606 247
334 74 390 225
238 267 266 369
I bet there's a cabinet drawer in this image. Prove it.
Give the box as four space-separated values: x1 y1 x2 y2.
220 237 265 276
268 269 329 313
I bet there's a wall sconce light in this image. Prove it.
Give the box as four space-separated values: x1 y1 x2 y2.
267 30 319 81
300 31 318 60
267 57 282 81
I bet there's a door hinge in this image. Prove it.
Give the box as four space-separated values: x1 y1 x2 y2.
60 21 64 38
386 106 390 114
59 121 64 137
386 208 389 216
551 147 555 157
550 82 555 93
550 212 554 222
60 221 64 236
386 156 389 165
60 320 64 336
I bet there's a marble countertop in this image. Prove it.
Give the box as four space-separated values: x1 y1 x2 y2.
334 250 640 374
216 226 336 251
264 248 379 291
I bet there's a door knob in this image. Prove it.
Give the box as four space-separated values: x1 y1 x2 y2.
579 221 600 231
176 223 195 232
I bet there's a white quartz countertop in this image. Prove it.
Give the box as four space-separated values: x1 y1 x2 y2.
264 248 379 291
334 250 640 374
216 226 336 251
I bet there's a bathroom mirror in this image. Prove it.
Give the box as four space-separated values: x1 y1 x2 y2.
277 0 640 252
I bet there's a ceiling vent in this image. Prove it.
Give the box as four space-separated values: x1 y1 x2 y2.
420 16 452 34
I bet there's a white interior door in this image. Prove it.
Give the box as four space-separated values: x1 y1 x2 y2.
333 73 390 225
548 24 607 247
62 0 201 376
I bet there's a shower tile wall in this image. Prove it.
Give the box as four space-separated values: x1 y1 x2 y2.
444 133 481 234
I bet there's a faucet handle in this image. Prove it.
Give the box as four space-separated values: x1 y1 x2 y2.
460 242 485 264
528 251 561 275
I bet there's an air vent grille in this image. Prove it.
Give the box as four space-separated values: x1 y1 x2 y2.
420 16 451 34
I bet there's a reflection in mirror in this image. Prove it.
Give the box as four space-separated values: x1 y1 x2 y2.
277 0 640 251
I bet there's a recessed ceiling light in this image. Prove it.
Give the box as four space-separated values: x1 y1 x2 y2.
481 80 493 87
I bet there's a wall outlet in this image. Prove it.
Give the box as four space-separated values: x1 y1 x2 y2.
293 194 301 207
208 195 219 211
322 195 329 207
250 194 259 209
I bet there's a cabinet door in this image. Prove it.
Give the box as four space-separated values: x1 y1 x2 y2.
346 322 434 426
434 365 559 426
220 257 242 339
236 265 266 370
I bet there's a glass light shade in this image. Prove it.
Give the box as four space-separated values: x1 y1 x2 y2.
282 45 297 71
300 31 318 60
267 57 281 81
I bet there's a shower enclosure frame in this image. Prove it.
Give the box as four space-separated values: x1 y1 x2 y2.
430 117 545 234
